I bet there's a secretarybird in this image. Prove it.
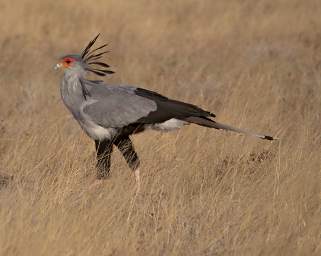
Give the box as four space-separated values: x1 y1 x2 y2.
55 34 276 184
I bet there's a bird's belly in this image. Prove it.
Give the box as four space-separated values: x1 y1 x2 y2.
80 121 116 140
150 118 188 132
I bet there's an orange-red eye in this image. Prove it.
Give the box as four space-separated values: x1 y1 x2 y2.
62 57 75 67
64 58 73 64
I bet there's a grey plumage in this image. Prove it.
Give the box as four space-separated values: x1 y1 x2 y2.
55 34 276 181
83 84 157 129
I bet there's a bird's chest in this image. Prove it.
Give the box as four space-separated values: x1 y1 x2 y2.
61 79 84 117
78 99 117 140
61 75 117 140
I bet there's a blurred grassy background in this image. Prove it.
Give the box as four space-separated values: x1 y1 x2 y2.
0 0 320 255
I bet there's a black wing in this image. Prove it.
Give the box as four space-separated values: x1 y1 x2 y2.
134 88 215 124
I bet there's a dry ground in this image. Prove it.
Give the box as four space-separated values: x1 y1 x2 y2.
0 0 320 255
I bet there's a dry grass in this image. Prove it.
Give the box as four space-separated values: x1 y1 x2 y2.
0 0 320 255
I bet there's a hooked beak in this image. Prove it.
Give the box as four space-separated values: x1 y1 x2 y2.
54 63 63 70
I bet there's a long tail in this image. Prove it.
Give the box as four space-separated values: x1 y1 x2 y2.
184 116 277 140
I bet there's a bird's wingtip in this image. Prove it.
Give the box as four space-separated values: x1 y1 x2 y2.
209 112 216 118
262 135 279 141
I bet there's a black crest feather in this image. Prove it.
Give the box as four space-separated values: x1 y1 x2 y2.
81 34 114 76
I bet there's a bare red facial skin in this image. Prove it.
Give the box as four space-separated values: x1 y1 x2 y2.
62 57 76 68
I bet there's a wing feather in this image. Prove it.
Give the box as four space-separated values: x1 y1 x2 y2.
82 83 157 128
82 81 214 129
134 88 215 123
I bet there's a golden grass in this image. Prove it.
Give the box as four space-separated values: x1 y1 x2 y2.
0 0 320 255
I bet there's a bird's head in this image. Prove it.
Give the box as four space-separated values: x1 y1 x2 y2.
55 34 114 77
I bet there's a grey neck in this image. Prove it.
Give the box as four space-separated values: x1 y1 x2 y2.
60 70 87 119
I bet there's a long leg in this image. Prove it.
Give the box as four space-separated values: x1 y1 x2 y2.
113 135 140 184
95 139 113 179
113 136 140 170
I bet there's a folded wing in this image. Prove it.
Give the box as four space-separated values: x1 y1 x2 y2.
82 82 215 129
